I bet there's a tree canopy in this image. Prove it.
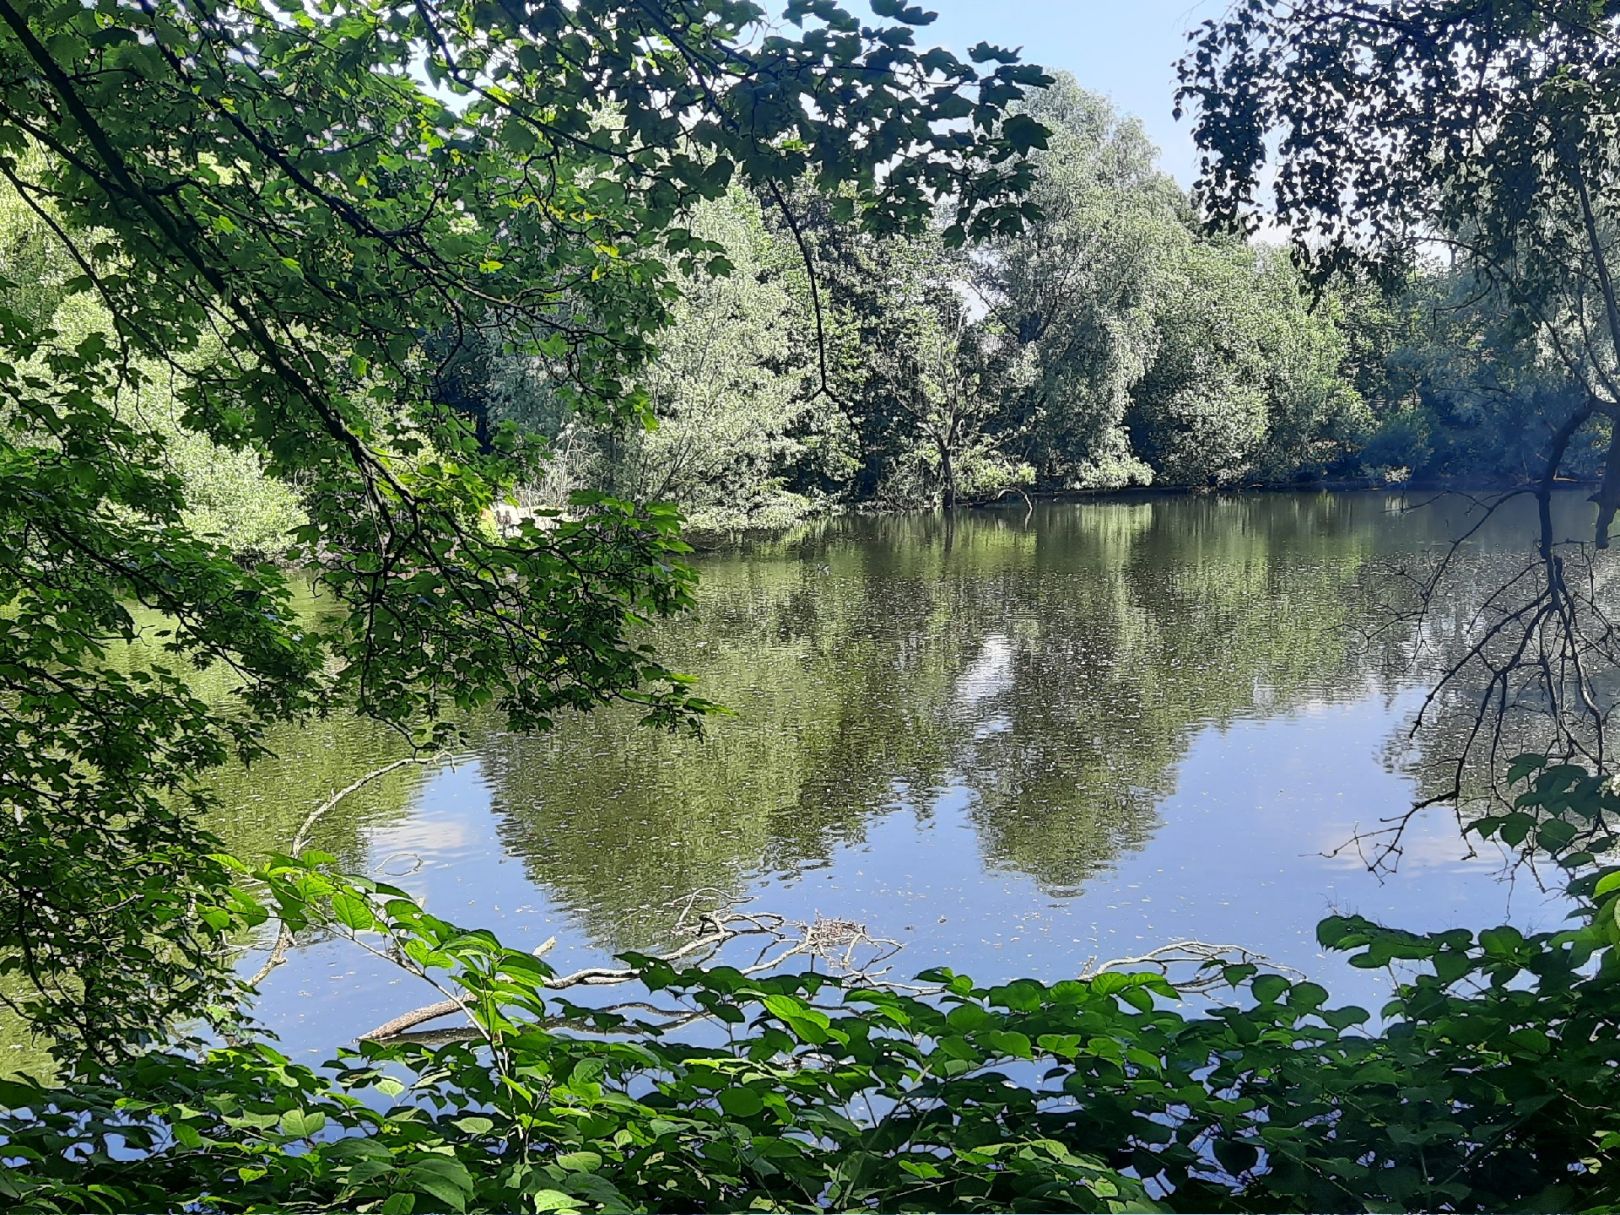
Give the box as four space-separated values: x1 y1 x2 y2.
1178 0 1620 503
0 0 1046 1054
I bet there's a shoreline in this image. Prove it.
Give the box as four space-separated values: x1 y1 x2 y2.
682 477 1602 548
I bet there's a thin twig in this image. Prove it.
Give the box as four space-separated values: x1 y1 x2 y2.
246 753 444 988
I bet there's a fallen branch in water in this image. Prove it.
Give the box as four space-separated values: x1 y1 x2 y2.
356 892 1295 1045
362 930 1297 1045
357 936 558 1040
379 999 711 1047
1083 940 1304 994
359 897 902 1041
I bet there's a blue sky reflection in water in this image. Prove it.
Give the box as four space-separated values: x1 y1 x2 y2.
244 493 1582 1057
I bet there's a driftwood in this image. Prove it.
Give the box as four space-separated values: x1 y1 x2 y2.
1081 940 1304 993
357 936 556 1040
361 998 467 1042
356 887 1281 1044
358 898 904 1042
379 1002 714 1047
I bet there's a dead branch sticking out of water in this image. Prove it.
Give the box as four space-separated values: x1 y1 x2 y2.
357 891 1285 1044
358 895 904 1042
245 752 444 989
1081 940 1304 993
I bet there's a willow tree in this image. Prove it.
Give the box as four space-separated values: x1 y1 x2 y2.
975 74 1182 490
1180 0 1620 807
0 0 1046 1059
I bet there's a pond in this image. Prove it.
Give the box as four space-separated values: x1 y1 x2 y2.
48 492 1612 1064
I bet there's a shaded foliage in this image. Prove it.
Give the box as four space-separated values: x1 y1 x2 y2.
0 0 1043 1058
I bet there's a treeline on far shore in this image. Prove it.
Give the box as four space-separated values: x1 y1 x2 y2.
7 73 1603 553
453 74 1597 532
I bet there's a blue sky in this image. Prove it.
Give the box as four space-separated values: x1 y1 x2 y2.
865 1 1226 188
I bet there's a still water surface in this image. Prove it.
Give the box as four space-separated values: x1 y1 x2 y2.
212 493 1592 1055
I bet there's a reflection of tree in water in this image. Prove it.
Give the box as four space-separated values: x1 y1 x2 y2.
1357 491 1620 859
99 585 433 869
482 494 1396 949
2 589 431 1078
957 496 1378 889
11 491 1584 1078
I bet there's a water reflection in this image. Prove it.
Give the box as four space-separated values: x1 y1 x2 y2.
9 491 1599 1073
476 492 1540 947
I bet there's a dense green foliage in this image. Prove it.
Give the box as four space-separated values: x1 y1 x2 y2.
0 0 1044 1057
452 70 1601 528
0 173 308 558
1179 0 1620 518
1 63 1593 544
1345 271 1604 486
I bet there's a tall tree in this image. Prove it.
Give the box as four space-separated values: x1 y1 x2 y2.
1354 267 1604 485
1179 0 1620 780
541 188 819 529
1180 0 1620 508
1129 241 1364 486
826 225 1026 508
0 0 1045 1056
976 73 1184 489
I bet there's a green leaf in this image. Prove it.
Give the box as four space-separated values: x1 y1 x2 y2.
278 1108 326 1139
331 891 377 931
1538 819 1578 849
1002 113 1049 153
762 993 806 1021
1507 753 1546 785
530 1190 585 1212
719 1087 763 1118
1285 981 1328 1011
408 1158 473 1213
1251 974 1289 1003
